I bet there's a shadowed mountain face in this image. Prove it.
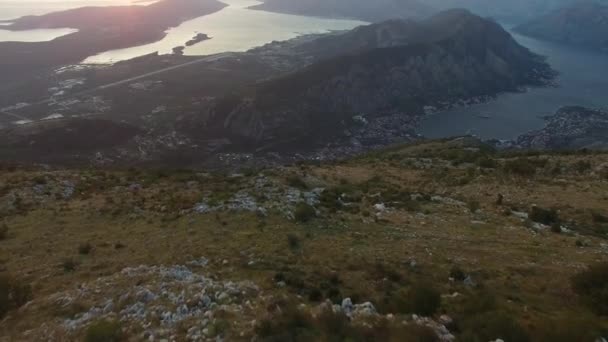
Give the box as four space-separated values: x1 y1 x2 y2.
515 1 608 52
250 0 435 22
210 10 555 148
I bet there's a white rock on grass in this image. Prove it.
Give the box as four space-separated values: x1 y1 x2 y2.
49 258 260 340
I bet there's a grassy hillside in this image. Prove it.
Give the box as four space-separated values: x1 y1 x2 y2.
1 138 607 341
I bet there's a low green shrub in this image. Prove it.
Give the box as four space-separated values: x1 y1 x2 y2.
571 262 608 315
255 305 316 341
0 275 32 318
449 266 466 281
459 311 529 342
255 304 439 342
591 212 608 224
459 291 498 316
78 243 93 255
477 156 498 169
533 317 605 342
529 207 559 225
573 160 591 173
504 158 540 176
0 276 8 318
10 282 32 308
84 319 123 342
287 234 301 251
62 258 78 272
468 200 480 213
287 176 308 190
405 284 442 316
294 203 316 223
0 224 7 240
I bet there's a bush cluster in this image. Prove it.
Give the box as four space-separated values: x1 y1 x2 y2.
0 224 7 240
84 319 123 342
294 203 316 223
571 262 608 315
0 275 32 318
455 292 529 342
503 158 544 176
380 283 442 316
529 206 559 225
256 304 439 342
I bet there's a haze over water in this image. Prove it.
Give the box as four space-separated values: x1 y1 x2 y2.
83 0 366 63
0 0 156 42
0 0 153 20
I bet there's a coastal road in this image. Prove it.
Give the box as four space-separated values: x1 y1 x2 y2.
97 52 233 90
0 110 29 121
0 52 234 122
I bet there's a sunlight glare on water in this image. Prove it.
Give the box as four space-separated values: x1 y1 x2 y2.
83 0 367 63
0 0 157 20
0 0 157 42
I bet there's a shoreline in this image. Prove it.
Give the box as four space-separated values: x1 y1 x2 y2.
0 0 228 78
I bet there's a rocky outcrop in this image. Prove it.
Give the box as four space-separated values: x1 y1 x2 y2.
515 1 608 52
14 260 261 341
517 106 608 150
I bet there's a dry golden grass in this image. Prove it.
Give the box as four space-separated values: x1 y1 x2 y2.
1 141 607 340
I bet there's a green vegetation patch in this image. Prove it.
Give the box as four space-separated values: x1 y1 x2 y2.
571 262 608 315
84 319 123 342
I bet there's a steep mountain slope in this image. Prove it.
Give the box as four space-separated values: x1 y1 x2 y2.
250 0 435 22
515 1 608 51
212 10 555 148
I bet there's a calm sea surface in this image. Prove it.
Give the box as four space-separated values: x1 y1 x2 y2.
418 31 608 139
82 0 366 63
0 0 364 59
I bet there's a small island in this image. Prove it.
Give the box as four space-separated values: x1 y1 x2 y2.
185 33 211 47
172 46 185 55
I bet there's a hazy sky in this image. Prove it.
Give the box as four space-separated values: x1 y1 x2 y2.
0 0 158 20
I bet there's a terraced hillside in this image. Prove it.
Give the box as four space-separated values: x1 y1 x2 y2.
1 139 607 341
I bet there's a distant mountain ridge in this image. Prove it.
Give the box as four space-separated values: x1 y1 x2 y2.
210 10 555 148
515 1 608 51
425 0 574 22
250 0 435 22
252 0 607 23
